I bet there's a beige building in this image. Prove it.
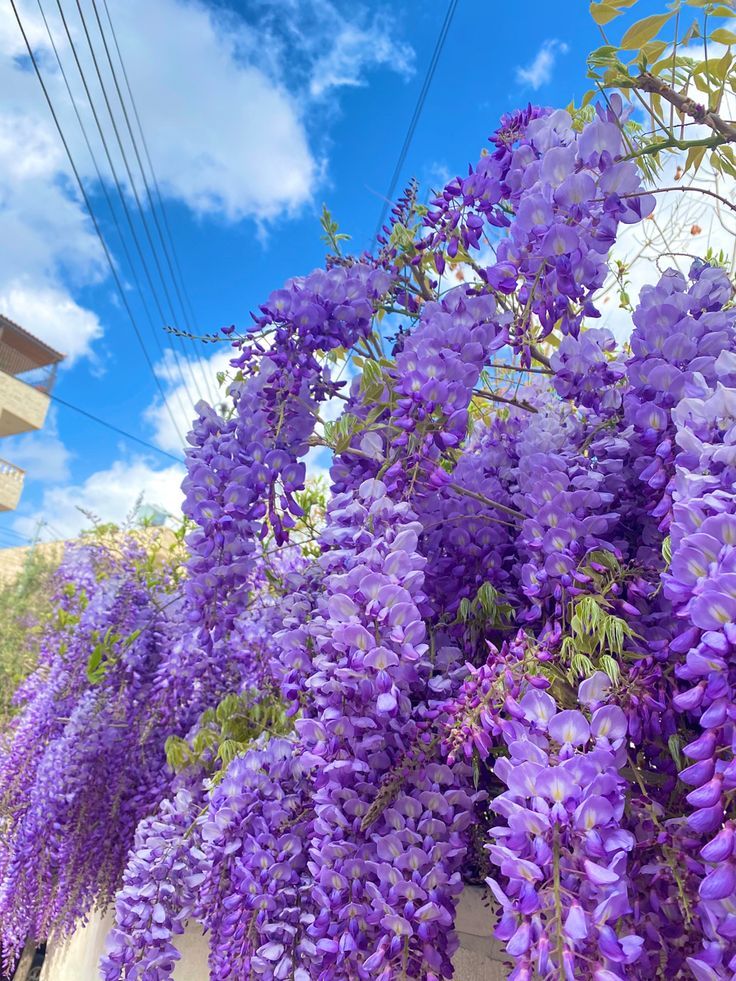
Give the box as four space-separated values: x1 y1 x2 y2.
0 314 64 512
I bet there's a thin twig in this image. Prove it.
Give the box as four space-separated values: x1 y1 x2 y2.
486 361 552 375
448 482 523 521
473 389 537 413
622 184 736 216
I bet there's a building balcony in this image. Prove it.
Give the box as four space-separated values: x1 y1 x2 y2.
0 458 24 511
0 369 52 436
0 314 64 437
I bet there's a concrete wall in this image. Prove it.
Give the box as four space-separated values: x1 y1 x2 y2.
39 912 209 981
0 373 49 437
40 888 508 980
0 540 65 584
0 529 179 585
0 465 23 512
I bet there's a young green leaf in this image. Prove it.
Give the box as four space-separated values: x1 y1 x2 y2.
590 2 624 25
620 12 673 49
710 27 736 45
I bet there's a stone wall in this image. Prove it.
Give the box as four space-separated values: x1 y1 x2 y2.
0 372 49 438
0 529 179 585
0 540 65 585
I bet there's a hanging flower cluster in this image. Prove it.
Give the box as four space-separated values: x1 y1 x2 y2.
1 97 736 981
662 321 736 978
0 534 183 962
488 675 639 979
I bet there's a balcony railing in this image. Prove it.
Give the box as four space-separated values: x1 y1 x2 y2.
0 341 59 394
0 458 24 479
0 457 25 511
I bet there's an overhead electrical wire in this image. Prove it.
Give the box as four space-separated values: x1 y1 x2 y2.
0 526 34 547
81 0 215 406
33 0 193 429
48 391 186 463
52 0 201 414
9 0 186 448
99 0 217 405
372 0 459 249
91 0 218 406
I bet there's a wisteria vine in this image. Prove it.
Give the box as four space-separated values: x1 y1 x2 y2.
1 95 736 981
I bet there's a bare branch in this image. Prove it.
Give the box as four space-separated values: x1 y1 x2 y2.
634 71 736 143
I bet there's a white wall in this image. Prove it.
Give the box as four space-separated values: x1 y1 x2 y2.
40 887 508 981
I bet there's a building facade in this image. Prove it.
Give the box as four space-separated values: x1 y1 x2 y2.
0 315 64 511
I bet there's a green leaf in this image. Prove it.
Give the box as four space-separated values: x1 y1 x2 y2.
668 733 683 770
682 20 702 44
217 739 242 766
710 27 736 44
694 71 711 93
165 735 190 772
662 535 672 567
620 12 673 49
714 49 733 82
476 582 498 615
684 143 708 174
570 652 595 679
590 2 623 25
638 39 668 65
716 147 736 177
599 654 621 683
86 644 105 684
588 43 624 67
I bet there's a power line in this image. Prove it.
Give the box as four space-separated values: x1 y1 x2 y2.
100 0 217 406
9 0 186 448
48 391 185 463
33 0 193 430
51 0 200 418
372 0 458 248
81 0 214 406
93 0 218 406
0 526 33 546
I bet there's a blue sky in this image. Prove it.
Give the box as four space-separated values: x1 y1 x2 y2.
0 0 668 546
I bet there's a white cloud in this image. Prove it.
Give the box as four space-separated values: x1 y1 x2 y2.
515 40 568 90
309 15 413 99
0 0 318 220
0 68 104 363
599 160 736 340
144 346 232 455
3 409 72 484
0 0 412 368
0 0 316 363
1 0 413 223
12 456 185 540
598 78 736 340
100 0 317 222
0 281 103 365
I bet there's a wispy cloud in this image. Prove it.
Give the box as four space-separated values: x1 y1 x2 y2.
515 39 569 90
12 456 185 541
3 410 72 484
0 0 413 365
308 13 414 99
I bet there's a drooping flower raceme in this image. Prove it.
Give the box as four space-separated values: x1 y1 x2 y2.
2 96 735 981
488 677 640 979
